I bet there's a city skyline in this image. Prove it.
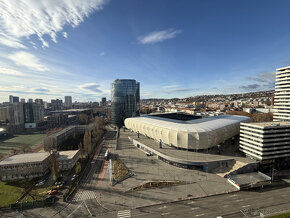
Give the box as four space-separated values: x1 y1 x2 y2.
1 0 290 102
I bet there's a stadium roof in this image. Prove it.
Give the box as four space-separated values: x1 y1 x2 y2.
127 114 250 132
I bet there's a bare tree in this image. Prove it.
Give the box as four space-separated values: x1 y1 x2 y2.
48 150 59 182
19 144 32 153
83 130 92 157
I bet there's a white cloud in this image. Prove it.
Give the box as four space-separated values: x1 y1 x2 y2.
0 33 27 49
163 84 179 89
79 83 103 93
63 32 68 38
138 29 182 44
0 66 23 76
0 0 107 48
8 51 48 72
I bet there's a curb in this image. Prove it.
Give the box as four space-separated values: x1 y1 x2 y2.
134 189 239 209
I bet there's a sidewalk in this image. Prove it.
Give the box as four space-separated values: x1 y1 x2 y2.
94 129 238 210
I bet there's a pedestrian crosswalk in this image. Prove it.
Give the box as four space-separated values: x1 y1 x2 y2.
117 210 131 218
71 190 97 202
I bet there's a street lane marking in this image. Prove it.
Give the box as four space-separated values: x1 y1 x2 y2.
190 207 199 210
117 210 131 218
195 214 204 217
236 199 244 202
158 206 167 209
229 194 237 197
161 212 170 216
242 205 251 208
187 201 196 204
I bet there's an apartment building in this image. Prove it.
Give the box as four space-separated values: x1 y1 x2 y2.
274 66 290 121
239 122 290 161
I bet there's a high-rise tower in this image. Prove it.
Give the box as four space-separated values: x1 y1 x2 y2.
111 79 140 127
274 66 290 121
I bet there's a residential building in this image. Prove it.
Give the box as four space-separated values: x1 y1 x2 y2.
9 95 19 103
101 97 106 107
64 96 72 109
51 99 63 111
239 122 290 161
0 107 8 122
23 103 44 127
111 79 140 126
8 103 24 126
35 99 43 105
274 66 290 121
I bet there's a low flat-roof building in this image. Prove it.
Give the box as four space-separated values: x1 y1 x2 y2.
125 113 250 150
240 122 290 161
0 152 50 181
0 150 80 181
58 150 80 171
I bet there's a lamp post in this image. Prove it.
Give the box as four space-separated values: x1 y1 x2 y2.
159 139 162 149
137 131 139 138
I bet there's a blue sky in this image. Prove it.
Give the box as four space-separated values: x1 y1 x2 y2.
0 0 290 102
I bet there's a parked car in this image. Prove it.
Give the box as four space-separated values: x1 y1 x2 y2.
35 181 45 187
71 174 77 181
47 190 58 195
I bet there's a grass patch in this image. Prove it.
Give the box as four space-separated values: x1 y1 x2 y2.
113 158 129 182
0 182 25 207
270 212 290 218
0 134 45 157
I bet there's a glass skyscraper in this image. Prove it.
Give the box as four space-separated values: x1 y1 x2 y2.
111 79 140 127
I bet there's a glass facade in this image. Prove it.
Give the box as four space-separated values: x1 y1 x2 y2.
111 79 140 127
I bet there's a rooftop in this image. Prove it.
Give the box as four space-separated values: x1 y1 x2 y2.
150 112 201 121
276 66 290 72
0 152 50 166
229 172 271 186
127 114 250 132
242 121 290 128
58 150 79 161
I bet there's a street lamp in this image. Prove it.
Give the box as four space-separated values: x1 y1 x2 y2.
159 139 162 149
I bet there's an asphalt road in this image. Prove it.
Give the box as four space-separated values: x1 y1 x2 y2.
1 129 290 218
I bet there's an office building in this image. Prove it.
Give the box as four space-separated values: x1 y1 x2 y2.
0 152 50 181
20 98 25 103
64 96 72 109
111 79 140 126
9 95 19 103
101 97 106 107
28 98 33 103
274 66 290 121
240 122 290 161
0 150 80 181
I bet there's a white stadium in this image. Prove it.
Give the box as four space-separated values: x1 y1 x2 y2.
125 113 250 150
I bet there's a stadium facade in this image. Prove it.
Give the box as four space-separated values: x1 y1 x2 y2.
125 113 250 150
